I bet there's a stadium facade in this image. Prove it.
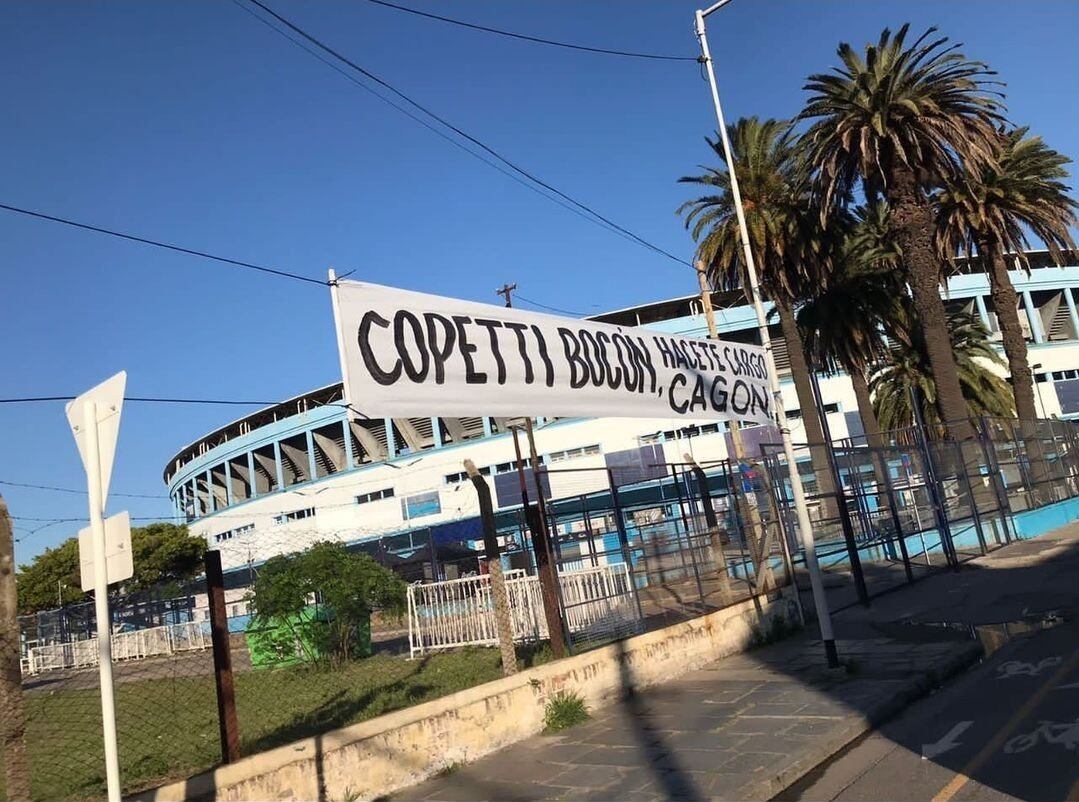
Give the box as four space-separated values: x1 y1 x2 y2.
165 252 1079 573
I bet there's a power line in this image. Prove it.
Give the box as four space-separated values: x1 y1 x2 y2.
0 480 166 499
227 0 637 246
513 293 587 317
0 202 327 287
363 0 697 62
240 0 694 269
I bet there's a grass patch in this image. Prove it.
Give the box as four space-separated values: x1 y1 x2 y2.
542 691 589 733
7 645 553 801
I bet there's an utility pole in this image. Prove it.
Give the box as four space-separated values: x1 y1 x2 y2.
495 283 517 308
498 283 568 658
0 495 31 801
695 5 839 666
696 264 775 590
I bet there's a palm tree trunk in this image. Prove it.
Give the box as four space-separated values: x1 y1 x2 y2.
887 164 975 440
774 296 838 511
979 237 1038 422
849 364 884 449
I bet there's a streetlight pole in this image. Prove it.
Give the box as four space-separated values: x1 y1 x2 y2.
694 3 839 665
1031 363 1047 419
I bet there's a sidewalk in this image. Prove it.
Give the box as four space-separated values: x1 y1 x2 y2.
391 524 1078 802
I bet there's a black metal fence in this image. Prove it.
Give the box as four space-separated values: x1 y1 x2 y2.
9 416 1079 800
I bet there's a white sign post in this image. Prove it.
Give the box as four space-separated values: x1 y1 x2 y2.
66 372 127 802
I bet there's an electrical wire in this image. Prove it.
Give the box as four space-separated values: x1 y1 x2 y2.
0 202 327 286
363 0 697 62
513 294 587 317
240 0 694 269
227 0 639 248
0 479 166 499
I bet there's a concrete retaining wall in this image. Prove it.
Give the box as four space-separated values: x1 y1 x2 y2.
133 588 798 802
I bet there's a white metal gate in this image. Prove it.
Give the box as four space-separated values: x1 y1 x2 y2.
407 564 639 657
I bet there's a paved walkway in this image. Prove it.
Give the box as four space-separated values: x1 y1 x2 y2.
393 524 1079 802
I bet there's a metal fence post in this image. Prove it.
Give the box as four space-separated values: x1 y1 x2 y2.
607 469 645 624
910 388 959 571
668 464 706 608
952 442 988 556
977 417 1015 545
205 550 241 764
876 452 914 583
809 372 869 606
464 460 517 676
684 457 733 605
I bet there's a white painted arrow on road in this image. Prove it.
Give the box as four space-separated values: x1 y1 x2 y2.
922 721 974 761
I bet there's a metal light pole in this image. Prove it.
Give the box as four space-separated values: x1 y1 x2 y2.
694 2 839 665
1031 363 1047 419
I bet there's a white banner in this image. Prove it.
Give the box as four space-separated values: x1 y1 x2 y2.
331 280 774 425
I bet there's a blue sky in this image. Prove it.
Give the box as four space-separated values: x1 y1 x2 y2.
3 1 1078 563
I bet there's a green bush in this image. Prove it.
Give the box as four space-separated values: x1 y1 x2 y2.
543 691 589 733
249 541 405 665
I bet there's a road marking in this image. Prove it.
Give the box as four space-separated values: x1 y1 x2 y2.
996 657 1062 679
1003 717 1079 753
932 651 1079 802
922 721 973 760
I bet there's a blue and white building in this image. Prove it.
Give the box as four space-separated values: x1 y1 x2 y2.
164 251 1079 572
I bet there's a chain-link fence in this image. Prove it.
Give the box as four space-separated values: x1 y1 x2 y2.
8 415 1079 800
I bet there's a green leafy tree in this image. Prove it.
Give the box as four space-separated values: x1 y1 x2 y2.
798 204 904 447
871 311 1015 432
15 538 83 613
17 523 206 613
935 126 1078 421
802 25 1006 438
249 541 405 664
678 117 838 500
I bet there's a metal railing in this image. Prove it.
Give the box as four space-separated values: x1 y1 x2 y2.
24 620 210 675
406 564 638 657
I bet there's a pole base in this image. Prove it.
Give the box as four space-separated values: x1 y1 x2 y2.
824 638 839 669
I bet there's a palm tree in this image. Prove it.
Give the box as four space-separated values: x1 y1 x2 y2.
871 311 1015 432
935 127 1078 421
799 204 905 448
801 25 1006 439
678 117 836 497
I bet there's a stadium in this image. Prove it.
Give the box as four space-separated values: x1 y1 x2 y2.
164 251 1079 586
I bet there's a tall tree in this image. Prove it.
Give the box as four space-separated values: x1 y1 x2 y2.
802 25 1006 439
678 117 836 499
17 523 207 614
871 311 1015 432
935 126 1078 421
798 204 905 448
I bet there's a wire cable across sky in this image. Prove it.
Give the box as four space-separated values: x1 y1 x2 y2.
240 0 694 270
362 0 698 62
0 202 328 286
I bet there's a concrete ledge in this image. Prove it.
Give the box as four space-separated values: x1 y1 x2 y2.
133 590 798 802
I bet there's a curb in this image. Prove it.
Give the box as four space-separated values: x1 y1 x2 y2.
734 641 984 801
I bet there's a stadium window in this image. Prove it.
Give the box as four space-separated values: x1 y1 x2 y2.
356 487 395 505
549 444 601 463
401 491 441 521
272 507 316 525
213 523 253 543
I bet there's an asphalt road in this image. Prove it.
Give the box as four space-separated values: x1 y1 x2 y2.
780 618 1079 802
